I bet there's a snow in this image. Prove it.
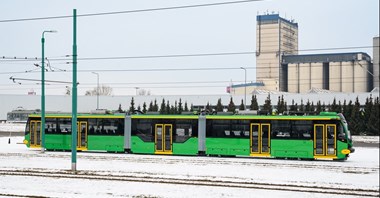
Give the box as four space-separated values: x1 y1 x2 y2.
0 134 379 197
353 135 380 144
0 123 25 132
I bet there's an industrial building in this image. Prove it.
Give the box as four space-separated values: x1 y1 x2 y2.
256 13 299 91
281 52 373 93
228 14 378 95
373 37 379 89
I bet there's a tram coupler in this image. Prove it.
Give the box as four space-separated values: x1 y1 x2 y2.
198 151 206 156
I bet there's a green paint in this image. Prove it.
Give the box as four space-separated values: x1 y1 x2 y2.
131 136 155 154
271 139 314 158
206 138 250 156
87 136 124 152
173 138 198 155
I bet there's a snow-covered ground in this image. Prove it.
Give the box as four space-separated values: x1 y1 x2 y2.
0 134 379 197
0 123 25 132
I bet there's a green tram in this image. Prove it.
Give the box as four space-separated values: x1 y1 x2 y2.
23 111 354 160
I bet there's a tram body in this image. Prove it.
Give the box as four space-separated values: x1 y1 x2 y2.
24 112 354 160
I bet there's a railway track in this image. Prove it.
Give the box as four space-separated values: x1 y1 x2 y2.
1 152 378 174
0 168 378 197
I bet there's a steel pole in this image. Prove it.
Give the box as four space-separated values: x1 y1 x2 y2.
240 67 247 110
71 9 78 173
41 35 45 153
40 30 57 152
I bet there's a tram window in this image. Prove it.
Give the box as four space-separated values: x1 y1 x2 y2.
175 123 192 143
132 119 154 142
89 118 123 136
207 119 249 138
25 120 30 133
58 118 71 133
231 120 249 138
271 120 291 139
292 120 313 140
45 118 58 134
211 120 230 137
271 120 312 140
88 119 96 134
337 125 346 141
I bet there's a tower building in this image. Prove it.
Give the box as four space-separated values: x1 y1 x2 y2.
256 14 299 91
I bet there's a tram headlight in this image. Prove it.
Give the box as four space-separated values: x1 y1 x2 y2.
23 139 28 144
341 149 350 155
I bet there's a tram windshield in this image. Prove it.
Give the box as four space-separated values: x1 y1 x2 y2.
338 113 352 141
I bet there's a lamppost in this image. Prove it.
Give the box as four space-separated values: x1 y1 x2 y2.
240 67 247 110
41 30 57 153
92 72 99 110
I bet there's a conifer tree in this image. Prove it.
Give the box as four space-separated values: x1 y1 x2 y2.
275 95 286 114
289 99 297 112
363 96 374 135
310 101 315 112
349 97 362 135
368 96 380 135
129 97 135 113
148 101 153 112
159 98 166 114
166 101 170 114
338 101 342 113
305 100 311 112
142 102 147 113
227 97 236 113
262 94 272 114
174 100 178 114
276 96 282 113
216 98 224 112
342 100 348 115
239 99 245 110
250 95 259 110
153 99 159 111
178 98 183 114
299 99 304 112
330 98 339 112
117 104 124 113
184 101 189 112
206 102 211 112
316 101 322 113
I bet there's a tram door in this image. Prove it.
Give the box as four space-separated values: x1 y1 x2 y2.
155 124 173 154
314 124 336 157
29 120 41 147
250 123 270 156
77 121 88 150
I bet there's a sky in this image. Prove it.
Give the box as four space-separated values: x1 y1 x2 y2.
0 0 379 96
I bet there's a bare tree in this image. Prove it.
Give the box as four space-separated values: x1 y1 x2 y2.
85 85 113 96
137 89 151 96
65 86 71 96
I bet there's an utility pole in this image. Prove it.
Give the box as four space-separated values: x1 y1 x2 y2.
41 30 57 153
240 67 247 110
71 9 78 173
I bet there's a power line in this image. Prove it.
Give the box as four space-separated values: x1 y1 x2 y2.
0 45 374 63
0 0 261 23
0 62 374 75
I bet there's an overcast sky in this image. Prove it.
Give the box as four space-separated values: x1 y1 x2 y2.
0 0 378 96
